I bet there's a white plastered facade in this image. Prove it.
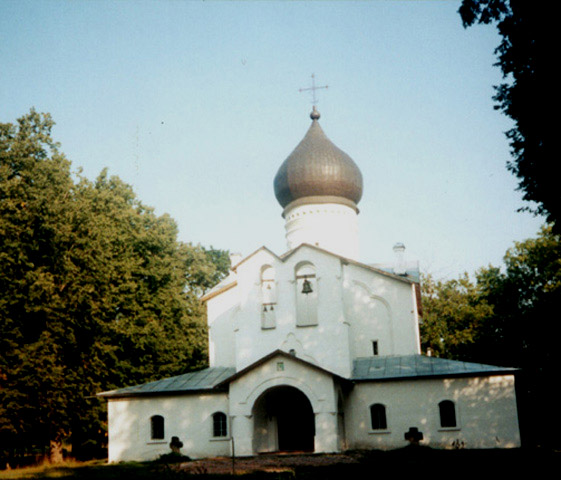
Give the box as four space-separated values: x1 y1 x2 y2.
103 243 521 462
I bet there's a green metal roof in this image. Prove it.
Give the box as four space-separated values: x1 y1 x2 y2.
98 355 516 399
352 355 516 382
98 366 236 398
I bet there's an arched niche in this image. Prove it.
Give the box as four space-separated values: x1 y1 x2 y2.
260 264 276 329
295 261 318 327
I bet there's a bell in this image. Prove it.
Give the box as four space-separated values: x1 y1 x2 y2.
263 305 268 312
301 278 313 295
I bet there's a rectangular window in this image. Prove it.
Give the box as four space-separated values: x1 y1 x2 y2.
370 404 387 430
372 340 379 356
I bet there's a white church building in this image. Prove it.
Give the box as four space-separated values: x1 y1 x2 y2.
99 107 521 462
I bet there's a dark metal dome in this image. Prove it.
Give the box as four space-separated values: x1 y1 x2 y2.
274 108 363 209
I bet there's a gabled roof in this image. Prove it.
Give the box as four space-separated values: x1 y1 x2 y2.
98 353 517 400
97 366 235 399
214 349 351 389
352 355 517 382
222 243 418 283
281 243 417 285
202 242 419 303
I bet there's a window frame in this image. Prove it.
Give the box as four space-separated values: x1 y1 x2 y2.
438 400 460 430
212 411 228 438
150 414 165 441
369 403 389 433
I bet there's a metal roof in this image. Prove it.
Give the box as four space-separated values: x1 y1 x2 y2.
98 366 236 398
274 108 363 208
98 355 516 399
352 355 516 382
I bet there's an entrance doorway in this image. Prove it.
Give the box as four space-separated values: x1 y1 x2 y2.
252 386 315 453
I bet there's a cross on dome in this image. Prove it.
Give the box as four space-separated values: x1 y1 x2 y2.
298 74 328 108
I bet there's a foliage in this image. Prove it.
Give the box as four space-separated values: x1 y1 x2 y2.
474 225 561 368
421 225 561 447
0 110 229 463
459 1 556 231
420 273 493 361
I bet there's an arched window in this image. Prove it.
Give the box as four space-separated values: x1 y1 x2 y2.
212 412 228 437
370 403 387 430
295 262 318 327
261 265 277 329
150 415 165 440
439 400 457 428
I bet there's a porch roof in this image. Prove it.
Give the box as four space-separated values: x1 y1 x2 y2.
352 354 517 382
97 366 235 399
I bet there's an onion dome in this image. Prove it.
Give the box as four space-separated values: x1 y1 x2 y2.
274 107 363 209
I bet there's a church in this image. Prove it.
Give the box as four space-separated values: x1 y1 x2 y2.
99 106 521 462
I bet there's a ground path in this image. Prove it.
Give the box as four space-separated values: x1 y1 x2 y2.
178 452 360 475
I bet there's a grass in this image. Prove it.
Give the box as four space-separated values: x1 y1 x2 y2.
0 460 160 479
1 448 560 479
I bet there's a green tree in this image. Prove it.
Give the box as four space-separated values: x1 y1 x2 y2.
475 225 561 367
422 226 561 447
476 225 561 447
0 110 229 463
420 273 493 361
459 1 556 231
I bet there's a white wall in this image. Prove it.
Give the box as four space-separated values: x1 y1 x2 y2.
207 245 420 377
107 393 231 462
283 202 360 260
345 374 521 450
106 368 521 462
343 263 420 359
230 247 354 377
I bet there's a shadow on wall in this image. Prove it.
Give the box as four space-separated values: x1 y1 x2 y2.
351 374 520 450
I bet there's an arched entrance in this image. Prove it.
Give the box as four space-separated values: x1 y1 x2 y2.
252 385 315 453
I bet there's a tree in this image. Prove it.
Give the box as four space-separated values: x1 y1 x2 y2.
422 225 561 447
475 225 561 367
0 110 229 463
476 225 561 447
420 273 493 361
459 1 556 231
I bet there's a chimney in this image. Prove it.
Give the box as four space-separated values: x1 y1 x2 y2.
393 242 406 276
229 252 243 271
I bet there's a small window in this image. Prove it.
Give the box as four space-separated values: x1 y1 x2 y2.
370 403 387 430
372 340 379 356
212 412 228 437
151 415 165 440
439 400 457 428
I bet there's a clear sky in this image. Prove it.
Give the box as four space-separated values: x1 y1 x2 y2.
0 0 545 279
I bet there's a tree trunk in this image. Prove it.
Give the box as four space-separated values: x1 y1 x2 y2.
49 439 64 464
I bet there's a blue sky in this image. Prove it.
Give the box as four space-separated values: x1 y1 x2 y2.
0 0 544 279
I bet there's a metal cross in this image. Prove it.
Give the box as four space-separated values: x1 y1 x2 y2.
299 74 328 106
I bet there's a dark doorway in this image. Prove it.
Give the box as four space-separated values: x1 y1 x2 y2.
253 386 315 453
